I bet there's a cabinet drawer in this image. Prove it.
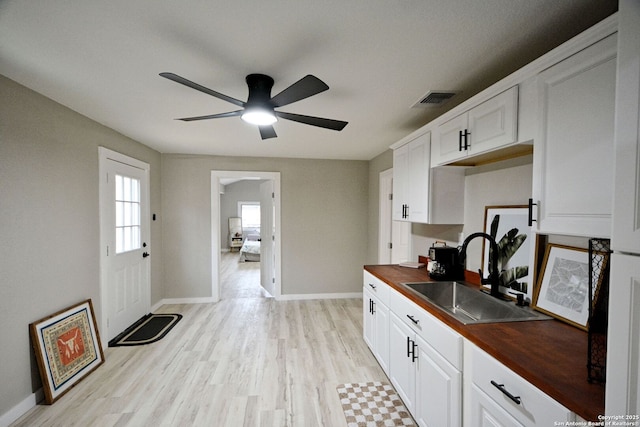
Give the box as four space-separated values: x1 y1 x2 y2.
389 288 462 369
471 345 573 425
363 271 389 306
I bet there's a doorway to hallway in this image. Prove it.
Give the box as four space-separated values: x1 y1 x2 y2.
210 171 281 301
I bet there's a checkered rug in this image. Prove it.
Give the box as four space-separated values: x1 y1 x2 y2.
336 382 416 427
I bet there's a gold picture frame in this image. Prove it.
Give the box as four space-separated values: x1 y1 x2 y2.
29 299 104 404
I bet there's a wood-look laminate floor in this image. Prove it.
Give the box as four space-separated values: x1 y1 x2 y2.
12 254 384 426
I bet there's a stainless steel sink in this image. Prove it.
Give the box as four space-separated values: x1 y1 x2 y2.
401 281 551 325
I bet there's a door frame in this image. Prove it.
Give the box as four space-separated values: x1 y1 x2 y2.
211 170 281 300
379 169 393 263
98 147 151 348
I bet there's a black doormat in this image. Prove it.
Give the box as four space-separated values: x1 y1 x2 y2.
108 313 182 347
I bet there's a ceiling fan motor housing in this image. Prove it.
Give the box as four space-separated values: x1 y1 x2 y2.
245 74 275 108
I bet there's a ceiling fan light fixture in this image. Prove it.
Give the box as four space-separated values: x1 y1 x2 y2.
241 108 277 126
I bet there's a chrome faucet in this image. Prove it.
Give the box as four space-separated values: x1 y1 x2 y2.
459 232 502 298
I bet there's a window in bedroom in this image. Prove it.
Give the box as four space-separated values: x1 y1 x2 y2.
239 202 260 228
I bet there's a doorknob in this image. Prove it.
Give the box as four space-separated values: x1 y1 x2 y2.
142 252 150 258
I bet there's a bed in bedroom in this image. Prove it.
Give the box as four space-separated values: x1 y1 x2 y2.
239 234 261 262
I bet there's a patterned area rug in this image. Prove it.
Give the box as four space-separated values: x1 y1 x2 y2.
336 382 416 427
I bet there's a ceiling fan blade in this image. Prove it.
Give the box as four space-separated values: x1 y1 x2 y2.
259 125 277 140
269 75 329 107
275 111 348 131
160 72 245 107
176 110 243 121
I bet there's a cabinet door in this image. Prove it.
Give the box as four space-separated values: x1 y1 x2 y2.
373 301 390 375
612 0 640 253
606 253 640 416
433 113 468 165
407 132 431 223
363 288 375 349
468 86 518 156
392 144 410 221
415 335 461 427
533 34 617 237
389 312 416 413
469 385 524 427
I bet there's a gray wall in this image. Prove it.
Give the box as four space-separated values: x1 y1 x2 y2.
0 75 163 417
161 154 369 298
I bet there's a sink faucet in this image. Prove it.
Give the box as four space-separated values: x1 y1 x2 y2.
459 232 502 298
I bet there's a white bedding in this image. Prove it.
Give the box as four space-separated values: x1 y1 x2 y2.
239 239 260 262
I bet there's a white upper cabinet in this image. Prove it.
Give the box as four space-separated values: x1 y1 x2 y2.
531 33 617 238
611 1 640 253
432 86 519 166
392 131 465 224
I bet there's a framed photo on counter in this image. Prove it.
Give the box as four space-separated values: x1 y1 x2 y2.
533 244 593 330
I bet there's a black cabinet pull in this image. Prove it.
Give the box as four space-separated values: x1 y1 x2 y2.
368 283 377 290
406 337 418 361
459 130 464 151
407 315 419 325
491 380 521 405
528 198 538 227
371 300 376 314
462 130 470 150
402 204 409 219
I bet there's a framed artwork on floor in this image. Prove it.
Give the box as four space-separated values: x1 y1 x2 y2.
29 299 104 404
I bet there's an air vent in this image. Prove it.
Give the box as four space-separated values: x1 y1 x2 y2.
411 90 459 108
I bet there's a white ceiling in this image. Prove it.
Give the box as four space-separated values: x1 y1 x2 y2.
0 0 617 160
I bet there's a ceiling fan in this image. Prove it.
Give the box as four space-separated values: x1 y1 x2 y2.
159 72 348 140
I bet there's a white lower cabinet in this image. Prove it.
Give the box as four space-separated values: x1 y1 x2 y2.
363 271 390 375
467 343 574 427
363 270 579 426
389 312 417 412
470 384 523 427
388 289 462 426
415 334 462 427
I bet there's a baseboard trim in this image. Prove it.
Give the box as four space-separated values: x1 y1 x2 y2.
277 292 362 301
1 388 43 427
152 297 218 311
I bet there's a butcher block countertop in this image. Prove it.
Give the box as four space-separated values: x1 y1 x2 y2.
364 264 605 422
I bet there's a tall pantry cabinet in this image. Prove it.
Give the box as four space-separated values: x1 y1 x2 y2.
606 0 640 416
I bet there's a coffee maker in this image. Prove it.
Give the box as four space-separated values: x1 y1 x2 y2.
428 242 464 281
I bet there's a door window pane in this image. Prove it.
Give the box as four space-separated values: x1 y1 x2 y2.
115 174 141 254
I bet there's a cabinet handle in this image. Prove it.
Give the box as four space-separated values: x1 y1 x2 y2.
491 380 521 405
406 315 419 325
528 198 538 227
402 204 409 219
406 337 418 362
371 300 376 314
368 283 377 290
463 130 470 150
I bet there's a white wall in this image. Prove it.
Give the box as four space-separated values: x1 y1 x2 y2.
0 75 163 419
411 156 534 270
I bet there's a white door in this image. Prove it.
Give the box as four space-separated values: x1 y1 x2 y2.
260 180 275 296
379 169 410 264
99 148 150 342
